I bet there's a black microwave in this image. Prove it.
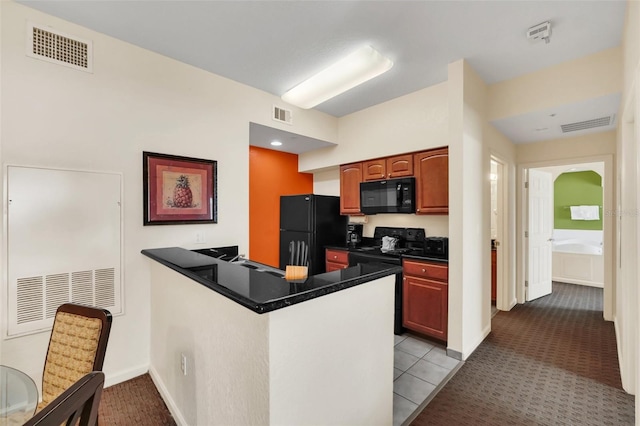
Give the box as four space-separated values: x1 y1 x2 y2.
360 177 416 214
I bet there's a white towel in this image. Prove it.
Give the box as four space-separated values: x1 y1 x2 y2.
570 205 600 221
570 206 584 220
581 205 600 220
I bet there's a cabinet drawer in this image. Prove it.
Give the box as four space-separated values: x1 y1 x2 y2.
403 260 448 282
326 249 349 265
326 261 349 272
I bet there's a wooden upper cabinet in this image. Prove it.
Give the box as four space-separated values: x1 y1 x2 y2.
363 159 386 181
340 163 363 215
414 147 449 214
386 154 413 179
363 154 414 181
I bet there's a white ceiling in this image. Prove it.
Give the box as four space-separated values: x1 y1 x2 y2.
18 0 627 150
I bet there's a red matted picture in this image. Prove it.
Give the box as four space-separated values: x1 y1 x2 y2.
143 151 217 225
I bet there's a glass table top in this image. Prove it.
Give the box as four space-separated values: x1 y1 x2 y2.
0 365 38 425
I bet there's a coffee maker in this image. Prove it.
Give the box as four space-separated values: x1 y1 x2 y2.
346 223 363 246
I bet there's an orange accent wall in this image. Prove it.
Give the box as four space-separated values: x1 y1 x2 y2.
249 146 313 267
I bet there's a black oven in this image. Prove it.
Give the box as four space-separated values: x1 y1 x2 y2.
348 252 404 335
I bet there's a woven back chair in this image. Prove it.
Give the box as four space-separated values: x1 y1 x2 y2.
25 371 105 426
37 303 112 412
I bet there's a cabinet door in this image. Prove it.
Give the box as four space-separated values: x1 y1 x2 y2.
363 159 386 181
386 154 413 179
414 148 448 214
403 275 448 340
326 261 348 272
340 163 363 215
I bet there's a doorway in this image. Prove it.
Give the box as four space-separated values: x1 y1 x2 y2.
490 156 509 314
519 156 613 319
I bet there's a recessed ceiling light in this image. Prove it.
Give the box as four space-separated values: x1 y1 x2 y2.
281 45 393 109
270 141 282 146
535 127 549 131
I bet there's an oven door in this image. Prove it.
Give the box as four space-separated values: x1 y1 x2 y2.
349 252 404 335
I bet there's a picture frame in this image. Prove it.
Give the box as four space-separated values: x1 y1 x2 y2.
143 151 217 225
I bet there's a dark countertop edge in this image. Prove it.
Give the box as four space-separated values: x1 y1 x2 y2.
325 245 449 264
142 248 401 314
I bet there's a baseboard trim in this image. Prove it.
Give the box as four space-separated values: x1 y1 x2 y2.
149 366 187 426
462 324 491 360
105 364 149 388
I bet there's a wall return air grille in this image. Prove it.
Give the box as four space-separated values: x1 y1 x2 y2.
26 22 93 72
16 268 116 325
560 115 614 133
273 105 293 125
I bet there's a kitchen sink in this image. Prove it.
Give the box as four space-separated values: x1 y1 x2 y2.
230 258 285 278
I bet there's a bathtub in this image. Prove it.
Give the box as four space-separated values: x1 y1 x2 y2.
552 230 603 288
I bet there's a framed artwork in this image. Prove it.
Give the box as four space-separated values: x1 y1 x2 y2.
143 151 217 225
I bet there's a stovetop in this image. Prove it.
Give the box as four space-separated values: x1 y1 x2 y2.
345 226 447 261
350 246 426 258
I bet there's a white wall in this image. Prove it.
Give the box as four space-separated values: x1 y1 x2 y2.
0 1 337 388
487 47 622 121
485 123 517 311
448 60 491 358
300 82 448 172
149 261 395 426
617 0 640 403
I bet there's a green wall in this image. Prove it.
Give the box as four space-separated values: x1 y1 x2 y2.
554 171 603 230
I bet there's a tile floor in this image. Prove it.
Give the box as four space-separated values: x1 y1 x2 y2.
392 333 462 426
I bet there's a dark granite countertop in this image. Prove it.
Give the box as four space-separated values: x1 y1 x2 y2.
142 247 401 314
324 245 449 264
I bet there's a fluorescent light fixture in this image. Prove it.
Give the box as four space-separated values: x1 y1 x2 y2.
281 45 393 109
270 141 282 146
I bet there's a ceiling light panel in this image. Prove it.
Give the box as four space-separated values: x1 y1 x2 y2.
281 45 393 109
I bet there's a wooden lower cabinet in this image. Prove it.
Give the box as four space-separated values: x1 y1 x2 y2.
326 249 349 272
402 259 448 341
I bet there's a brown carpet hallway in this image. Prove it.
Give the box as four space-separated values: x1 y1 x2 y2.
411 282 635 425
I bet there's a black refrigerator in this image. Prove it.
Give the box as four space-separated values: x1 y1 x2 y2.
279 194 347 275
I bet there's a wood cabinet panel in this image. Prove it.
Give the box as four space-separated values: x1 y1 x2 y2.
387 154 413 178
363 159 386 181
363 155 414 181
326 249 349 265
326 261 348 272
414 148 449 214
402 259 448 341
403 260 448 282
339 163 363 215
403 276 448 340
325 249 349 272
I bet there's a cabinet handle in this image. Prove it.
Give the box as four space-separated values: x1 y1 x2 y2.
333 255 337 259
381 174 384 178
422 268 426 272
388 173 391 177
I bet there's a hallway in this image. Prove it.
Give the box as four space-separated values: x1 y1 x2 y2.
411 282 635 425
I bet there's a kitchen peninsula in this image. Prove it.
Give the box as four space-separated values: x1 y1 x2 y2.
142 247 400 425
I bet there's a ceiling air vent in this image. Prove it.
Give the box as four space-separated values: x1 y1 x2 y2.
527 21 551 43
26 22 93 73
560 115 615 133
273 105 293 125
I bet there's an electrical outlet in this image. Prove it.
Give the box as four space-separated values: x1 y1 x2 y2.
180 353 187 376
195 232 205 244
